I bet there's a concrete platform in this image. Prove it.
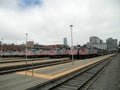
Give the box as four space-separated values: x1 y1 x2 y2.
0 54 114 90
0 58 68 68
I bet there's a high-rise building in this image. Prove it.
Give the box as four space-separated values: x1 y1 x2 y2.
63 37 67 45
106 38 118 52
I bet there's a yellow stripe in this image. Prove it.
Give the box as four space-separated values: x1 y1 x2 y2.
16 71 54 79
53 54 113 78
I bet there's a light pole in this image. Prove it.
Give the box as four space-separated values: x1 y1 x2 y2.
1 39 3 61
25 33 28 75
70 25 74 65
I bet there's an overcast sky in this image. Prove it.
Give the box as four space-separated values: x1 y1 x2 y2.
0 0 120 45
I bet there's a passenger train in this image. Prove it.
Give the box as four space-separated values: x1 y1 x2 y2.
0 46 108 59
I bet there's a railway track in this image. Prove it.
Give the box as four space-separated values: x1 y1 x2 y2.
0 58 70 75
0 58 49 63
27 56 113 90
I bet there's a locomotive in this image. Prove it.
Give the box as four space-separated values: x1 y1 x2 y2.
0 46 108 59
69 47 107 59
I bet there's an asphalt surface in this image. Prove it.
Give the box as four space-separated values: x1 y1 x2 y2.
88 53 120 90
0 74 48 90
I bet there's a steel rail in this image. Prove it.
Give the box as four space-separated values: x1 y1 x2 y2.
0 59 70 75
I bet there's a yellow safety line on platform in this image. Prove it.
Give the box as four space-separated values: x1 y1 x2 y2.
16 54 114 80
53 56 107 78
52 54 114 79
16 71 54 79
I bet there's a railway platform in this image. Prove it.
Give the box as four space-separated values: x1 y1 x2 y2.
0 54 115 90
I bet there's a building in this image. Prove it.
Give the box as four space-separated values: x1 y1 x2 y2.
118 41 120 52
34 44 69 50
87 36 107 50
106 38 118 52
27 41 34 48
0 41 34 51
118 41 120 47
63 37 67 45
0 45 26 51
44 44 69 49
90 36 103 44
87 42 107 50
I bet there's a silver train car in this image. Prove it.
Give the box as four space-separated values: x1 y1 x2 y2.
0 47 108 59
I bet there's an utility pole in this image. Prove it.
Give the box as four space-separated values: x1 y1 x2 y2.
70 25 74 65
25 33 28 75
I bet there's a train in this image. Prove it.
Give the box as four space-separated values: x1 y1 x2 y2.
69 47 108 59
0 48 68 58
0 46 108 59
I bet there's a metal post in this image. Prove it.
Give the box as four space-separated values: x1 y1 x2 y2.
31 56 34 76
1 39 3 61
32 60 33 76
25 33 28 75
70 25 74 65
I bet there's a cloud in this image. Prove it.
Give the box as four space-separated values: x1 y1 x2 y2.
18 0 42 8
0 0 120 45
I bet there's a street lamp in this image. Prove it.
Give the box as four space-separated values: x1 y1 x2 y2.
70 25 74 65
1 38 3 61
25 33 28 75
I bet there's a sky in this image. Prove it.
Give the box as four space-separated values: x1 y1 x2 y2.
0 0 120 46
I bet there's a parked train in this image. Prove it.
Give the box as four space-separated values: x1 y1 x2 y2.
0 46 108 59
0 48 69 58
69 47 108 59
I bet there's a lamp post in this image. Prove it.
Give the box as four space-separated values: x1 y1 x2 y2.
25 33 28 75
70 25 74 65
1 39 3 61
